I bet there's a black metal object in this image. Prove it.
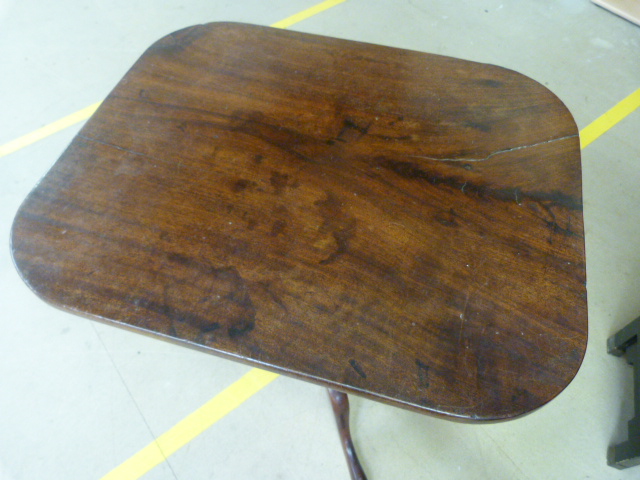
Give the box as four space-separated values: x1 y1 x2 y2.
608 316 640 469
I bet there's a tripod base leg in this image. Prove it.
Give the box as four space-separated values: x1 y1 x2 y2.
328 389 368 480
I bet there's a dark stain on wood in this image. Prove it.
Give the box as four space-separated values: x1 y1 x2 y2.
232 179 256 193
335 118 372 143
464 120 492 133
270 171 290 195
163 254 257 339
315 192 357 265
475 78 504 88
511 387 532 404
435 208 459 227
416 359 430 389
270 219 287 237
349 359 367 379
380 158 582 210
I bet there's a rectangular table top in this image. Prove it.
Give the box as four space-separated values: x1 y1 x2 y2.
11 22 587 421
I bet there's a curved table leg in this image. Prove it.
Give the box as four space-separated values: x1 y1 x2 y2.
328 389 368 480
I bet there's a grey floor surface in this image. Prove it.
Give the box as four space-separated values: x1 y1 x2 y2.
1 1 640 479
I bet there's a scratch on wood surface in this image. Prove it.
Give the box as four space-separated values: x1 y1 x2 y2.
458 291 471 344
408 134 578 163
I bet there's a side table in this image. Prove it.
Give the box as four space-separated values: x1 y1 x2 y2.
11 22 588 478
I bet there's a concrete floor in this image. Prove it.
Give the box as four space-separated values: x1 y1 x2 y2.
1 1 640 479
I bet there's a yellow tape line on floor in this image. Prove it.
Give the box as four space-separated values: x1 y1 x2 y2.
0 102 102 158
271 0 346 28
580 87 640 149
100 368 279 480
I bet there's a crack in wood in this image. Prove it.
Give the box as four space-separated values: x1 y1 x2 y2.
408 134 579 163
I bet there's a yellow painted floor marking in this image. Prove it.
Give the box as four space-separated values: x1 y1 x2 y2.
99 368 279 480
0 102 101 159
580 87 640 149
271 0 347 29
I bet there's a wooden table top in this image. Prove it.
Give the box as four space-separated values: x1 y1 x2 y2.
11 22 587 422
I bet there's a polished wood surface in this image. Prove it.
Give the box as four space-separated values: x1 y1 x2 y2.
11 22 587 421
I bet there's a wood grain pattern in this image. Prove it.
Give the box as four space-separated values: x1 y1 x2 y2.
11 22 587 421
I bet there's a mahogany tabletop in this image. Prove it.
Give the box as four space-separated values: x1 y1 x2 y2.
11 22 587 421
